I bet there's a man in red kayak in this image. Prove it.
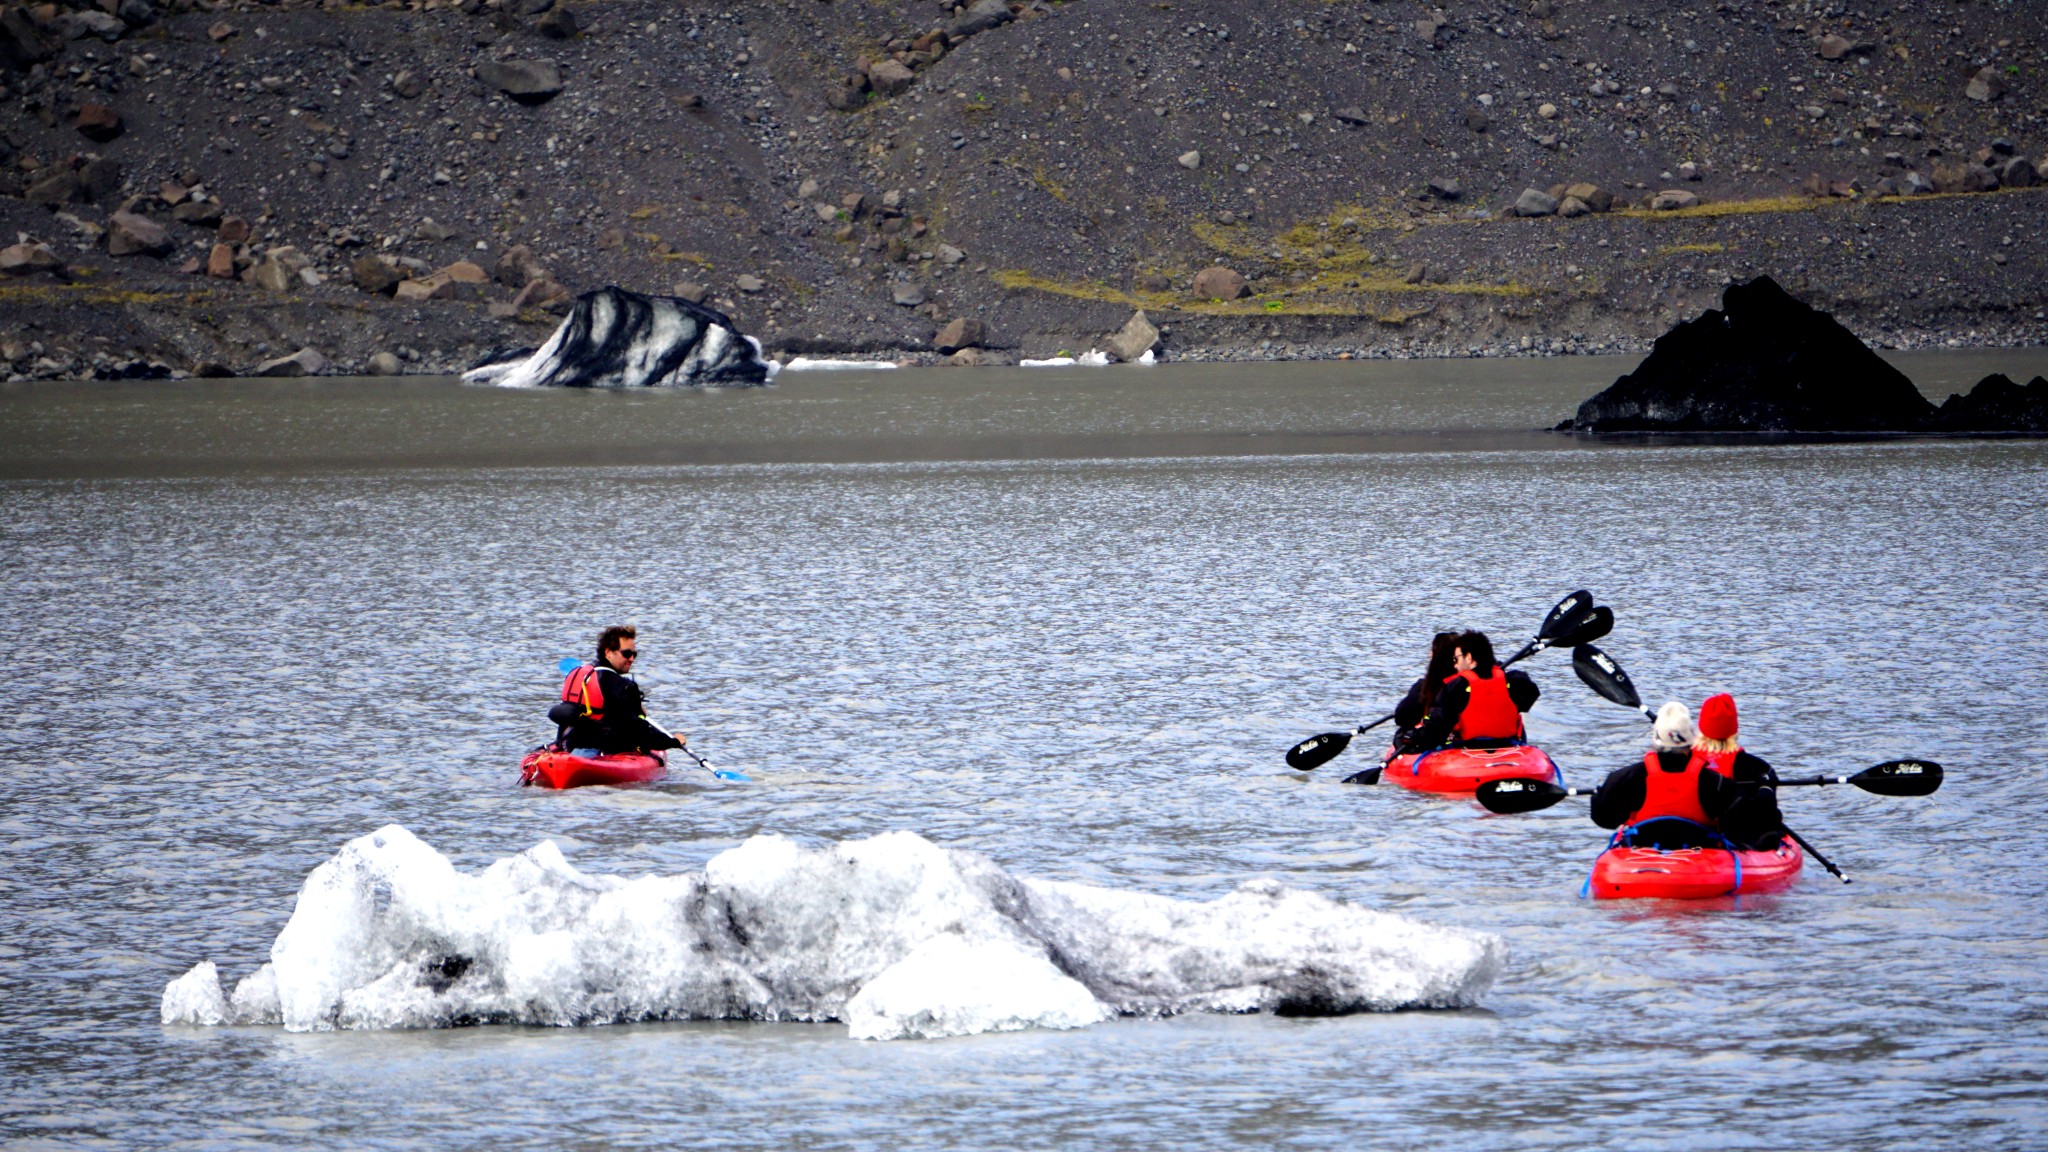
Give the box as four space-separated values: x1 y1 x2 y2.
1401 630 1540 752
549 625 687 757
1588 692 1784 850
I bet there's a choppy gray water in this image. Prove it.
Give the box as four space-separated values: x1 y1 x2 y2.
4 355 2047 1150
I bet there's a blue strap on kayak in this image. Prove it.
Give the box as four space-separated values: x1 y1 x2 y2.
1729 848 1743 895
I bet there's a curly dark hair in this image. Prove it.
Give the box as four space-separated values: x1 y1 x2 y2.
596 624 637 662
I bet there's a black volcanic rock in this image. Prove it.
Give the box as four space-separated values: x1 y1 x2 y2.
1935 374 2048 432
1563 276 1935 432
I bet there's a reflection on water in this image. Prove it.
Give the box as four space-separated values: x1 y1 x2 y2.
2 360 2046 1149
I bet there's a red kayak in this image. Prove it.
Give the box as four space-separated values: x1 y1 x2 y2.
1381 742 1562 795
519 748 667 790
1586 838 1803 899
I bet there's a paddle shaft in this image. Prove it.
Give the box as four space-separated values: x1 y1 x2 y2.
1779 825 1850 883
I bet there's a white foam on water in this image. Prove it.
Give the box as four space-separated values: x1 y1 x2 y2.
163 826 1503 1040
782 357 901 372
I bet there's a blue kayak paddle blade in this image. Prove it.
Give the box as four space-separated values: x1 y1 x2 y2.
556 657 581 674
713 769 751 782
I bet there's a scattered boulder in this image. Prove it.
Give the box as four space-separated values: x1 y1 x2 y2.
1557 196 1592 218
391 70 424 99
246 247 313 292
1177 149 1201 170
1426 177 1461 201
24 168 80 206
351 255 404 295
2001 157 2039 189
367 351 404 377
891 282 927 307
476 59 563 105
1463 108 1489 133
944 348 1011 367
206 20 235 41
1562 276 1935 433
77 158 121 203
75 103 122 141
536 6 576 39
106 211 171 257
489 244 546 287
1650 189 1701 210
394 275 458 302
1816 34 1869 61
0 241 62 276
867 58 915 98
217 216 253 245
1105 310 1158 362
254 347 327 378
1935 374 2048 432
935 244 965 265
205 242 235 279
1932 162 1998 194
437 260 489 285
162 189 215 220
1513 188 1559 217
1132 270 1171 293
669 281 708 304
735 274 765 293
1563 183 1613 212
947 0 1013 40
934 316 986 354
1677 161 1701 182
1191 265 1248 300
1902 171 1935 195
0 5 57 70
1333 106 1371 126
1966 66 2008 104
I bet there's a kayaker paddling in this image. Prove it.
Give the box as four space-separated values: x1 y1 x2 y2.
1588 692 1784 851
1402 631 1541 752
549 625 688 757
1389 631 1461 751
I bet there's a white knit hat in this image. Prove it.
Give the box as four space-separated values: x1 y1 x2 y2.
1651 701 1697 751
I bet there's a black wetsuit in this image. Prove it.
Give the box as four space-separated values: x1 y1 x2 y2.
1590 749 1785 850
1395 669 1541 753
551 667 682 755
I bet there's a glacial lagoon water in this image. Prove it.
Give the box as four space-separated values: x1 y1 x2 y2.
3 352 2047 1150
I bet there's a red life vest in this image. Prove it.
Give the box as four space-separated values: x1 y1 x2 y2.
1450 668 1523 741
1626 749 1736 827
561 665 605 720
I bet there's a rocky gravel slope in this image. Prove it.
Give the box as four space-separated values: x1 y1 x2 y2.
2 0 2046 377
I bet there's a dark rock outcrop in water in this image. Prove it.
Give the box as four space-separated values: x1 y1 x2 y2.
462 287 778 388
1563 277 1934 432
1934 374 2048 432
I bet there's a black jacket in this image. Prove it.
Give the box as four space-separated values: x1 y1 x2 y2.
553 666 682 754
1402 668 1540 751
1590 749 1783 850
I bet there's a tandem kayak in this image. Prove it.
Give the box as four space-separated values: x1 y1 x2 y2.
1586 838 1803 900
1380 742 1562 795
519 748 667 790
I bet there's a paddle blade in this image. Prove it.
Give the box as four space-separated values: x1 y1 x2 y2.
1340 765 1384 786
712 768 751 782
1476 776 1570 814
1286 731 1352 771
1854 759 1944 797
1573 644 1643 711
556 657 581 675
1539 590 1595 641
1554 605 1614 649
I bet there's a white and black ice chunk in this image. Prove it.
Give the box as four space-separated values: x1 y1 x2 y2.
462 286 778 388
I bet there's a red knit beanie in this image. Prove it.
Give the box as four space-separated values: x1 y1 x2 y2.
1698 693 1739 741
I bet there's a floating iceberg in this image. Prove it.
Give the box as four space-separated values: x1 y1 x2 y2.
164 827 1502 1041
781 357 901 372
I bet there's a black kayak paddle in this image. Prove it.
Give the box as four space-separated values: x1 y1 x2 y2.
1287 590 1608 775
1474 759 1945 816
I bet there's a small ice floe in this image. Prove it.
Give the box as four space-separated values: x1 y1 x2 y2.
781 357 901 372
461 286 778 388
163 826 1503 1040
1021 350 1115 368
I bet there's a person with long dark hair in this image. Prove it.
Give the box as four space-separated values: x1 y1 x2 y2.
1390 631 1462 752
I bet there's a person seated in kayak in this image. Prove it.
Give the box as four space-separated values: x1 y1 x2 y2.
1403 630 1540 752
1390 631 1461 753
1588 693 1784 850
547 625 687 757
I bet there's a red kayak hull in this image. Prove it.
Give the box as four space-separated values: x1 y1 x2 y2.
1587 840 1803 900
1382 743 1562 795
520 749 667 790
